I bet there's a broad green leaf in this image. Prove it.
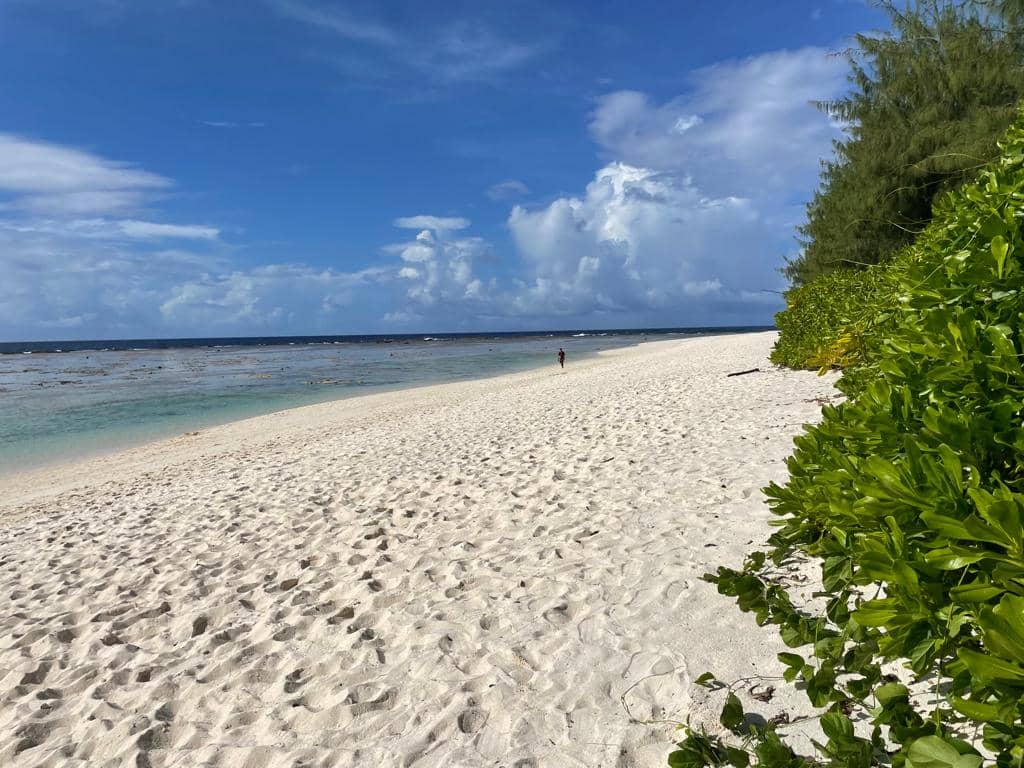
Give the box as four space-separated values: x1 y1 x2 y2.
694 672 717 688
950 582 1005 603
958 647 1024 683
821 711 855 741
924 548 984 569
875 682 910 705
852 600 901 627
905 736 982 768
777 652 802 666
978 595 1024 663
725 747 750 768
950 696 1005 722
719 693 744 732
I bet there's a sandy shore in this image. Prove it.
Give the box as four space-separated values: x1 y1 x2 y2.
0 332 837 767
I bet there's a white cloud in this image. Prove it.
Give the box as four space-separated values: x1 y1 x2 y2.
387 218 493 308
683 279 722 296
393 215 471 232
487 179 530 200
0 134 240 338
1 218 219 241
671 115 702 134
504 163 774 318
425 22 542 83
0 215 391 339
0 134 169 193
0 139 216 238
202 121 267 129
485 47 848 323
0 134 398 340
159 264 388 329
115 220 220 240
382 310 417 324
268 0 399 46
0 229 213 340
383 46 847 327
267 0 547 84
588 47 847 197
0 133 170 215
0 136 236 339
7 190 146 216
379 157 793 329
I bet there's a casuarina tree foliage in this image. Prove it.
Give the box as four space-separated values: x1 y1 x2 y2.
787 0 1024 284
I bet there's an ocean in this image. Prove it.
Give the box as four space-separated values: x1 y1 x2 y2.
0 327 770 473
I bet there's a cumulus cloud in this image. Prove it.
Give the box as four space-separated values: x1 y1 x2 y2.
473 46 849 325
504 163 776 318
159 265 388 330
588 47 848 197
0 230 219 340
387 221 492 310
381 159 795 329
443 46 848 325
486 179 530 201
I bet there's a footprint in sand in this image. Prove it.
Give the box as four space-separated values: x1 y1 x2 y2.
273 625 297 641
457 707 488 734
284 668 306 693
19 661 51 685
328 606 356 625
14 721 53 755
542 603 572 625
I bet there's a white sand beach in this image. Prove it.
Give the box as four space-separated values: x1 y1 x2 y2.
0 332 838 767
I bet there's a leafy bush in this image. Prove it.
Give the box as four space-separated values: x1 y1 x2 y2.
770 266 895 371
670 113 1024 768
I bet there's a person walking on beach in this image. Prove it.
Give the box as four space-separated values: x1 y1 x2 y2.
558 348 566 369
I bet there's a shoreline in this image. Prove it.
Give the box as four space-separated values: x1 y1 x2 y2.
0 332 700 489
0 331 838 767
1 333 746 509
0 325 775 355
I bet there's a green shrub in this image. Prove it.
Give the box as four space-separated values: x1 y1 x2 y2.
770 266 895 371
670 112 1024 768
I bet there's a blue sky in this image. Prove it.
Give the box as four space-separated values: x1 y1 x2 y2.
0 0 886 340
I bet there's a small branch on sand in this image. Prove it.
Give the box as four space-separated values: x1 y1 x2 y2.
726 368 760 377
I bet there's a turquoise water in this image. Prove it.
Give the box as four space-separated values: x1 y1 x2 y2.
0 332 703 473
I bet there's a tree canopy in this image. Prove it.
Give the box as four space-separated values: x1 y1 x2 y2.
787 0 1024 284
